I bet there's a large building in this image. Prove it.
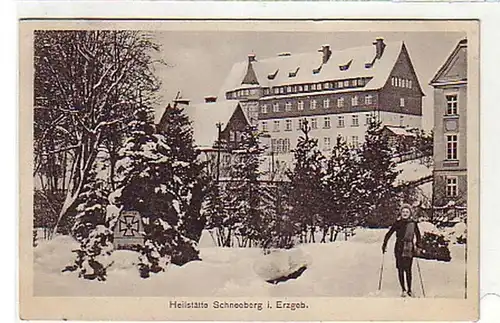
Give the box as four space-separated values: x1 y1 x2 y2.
430 39 468 209
219 37 424 163
162 37 425 176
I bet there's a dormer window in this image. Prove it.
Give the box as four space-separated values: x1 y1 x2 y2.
267 69 279 80
289 67 300 78
339 60 353 71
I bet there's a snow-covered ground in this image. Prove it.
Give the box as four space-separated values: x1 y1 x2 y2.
34 226 466 298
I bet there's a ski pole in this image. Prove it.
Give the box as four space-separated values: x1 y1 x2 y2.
416 258 426 297
378 252 385 291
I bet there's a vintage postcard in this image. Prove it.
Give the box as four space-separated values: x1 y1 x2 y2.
19 19 479 321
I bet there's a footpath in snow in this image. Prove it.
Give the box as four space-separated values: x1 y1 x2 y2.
34 225 466 298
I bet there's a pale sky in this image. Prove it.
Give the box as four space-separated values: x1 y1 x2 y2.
152 31 465 131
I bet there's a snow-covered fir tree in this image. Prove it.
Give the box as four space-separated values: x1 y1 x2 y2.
65 170 114 281
157 103 208 243
226 125 270 247
358 120 401 228
114 107 199 278
204 181 232 247
287 119 326 243
322 135 363 241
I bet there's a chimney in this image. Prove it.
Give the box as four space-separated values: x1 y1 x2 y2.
319 44 332 64
204 96 217 103
373 37 386 59
248 53 256 63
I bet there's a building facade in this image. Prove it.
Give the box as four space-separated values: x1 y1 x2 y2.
430 39 467 208
219 38 424 162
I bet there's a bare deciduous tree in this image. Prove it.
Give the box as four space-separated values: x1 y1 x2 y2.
33 30 164 234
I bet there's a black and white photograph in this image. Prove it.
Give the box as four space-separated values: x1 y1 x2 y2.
19 19 479 321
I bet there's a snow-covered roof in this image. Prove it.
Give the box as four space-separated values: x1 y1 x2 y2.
219 41 404 97
185 100 241 149
383 126 417 137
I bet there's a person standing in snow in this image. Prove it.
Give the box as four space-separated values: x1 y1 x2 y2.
381 203 422 297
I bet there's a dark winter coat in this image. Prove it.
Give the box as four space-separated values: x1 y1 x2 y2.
382 219 422 259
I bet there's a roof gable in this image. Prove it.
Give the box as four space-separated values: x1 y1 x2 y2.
184 100 241 148
384 42 425 96
431 39 467 85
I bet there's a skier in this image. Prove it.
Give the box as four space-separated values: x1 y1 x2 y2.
381 203 422 297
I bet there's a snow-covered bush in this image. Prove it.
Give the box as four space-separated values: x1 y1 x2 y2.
65 173 114 281
115 107 201 278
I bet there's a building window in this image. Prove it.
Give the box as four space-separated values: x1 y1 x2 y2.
304 84 309 91
343 80 350 87
352 115 359 127
287 86 292 93
400 98 405 107
323 98 330 109
297 119 303 130
324 117 331 129
261 104 268 114
391 77 395 86
409 80 412 88
273 120 280 132
285 119 292 131
337 97 344 108
280 87 285 94
273 103 280 112
365 95 373 105
298 85 303 92
338 81 344 89
324 137 331 151
317 83 322 90
264 88 270 95
285 102 292 112
400 115 405 127
365 113 372 125
311 118 318 129
274 87 279 94
229 131 235 142
311 84 317 91
338 116 345 128
446 176 458 197
262 121 268 132
351 135 359 148
311 100 317 110
446 134 458 160
446 94 458 115
298 100 304 111
352 96 358 106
